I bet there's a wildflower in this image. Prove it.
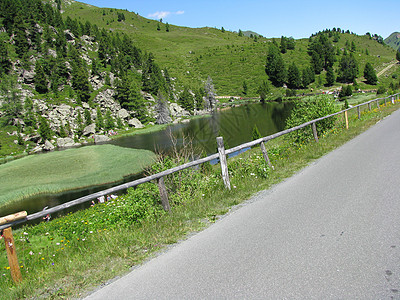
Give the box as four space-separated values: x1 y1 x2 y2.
41 258 44 260
56 243 60 246
23 232 28 236
29 251 34 255
6 267 10 270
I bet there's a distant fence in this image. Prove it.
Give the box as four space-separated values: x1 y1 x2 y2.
1 93 399 230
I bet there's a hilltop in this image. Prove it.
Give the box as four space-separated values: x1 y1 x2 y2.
63 1 398 96
384 32 400 51
0 0 399 159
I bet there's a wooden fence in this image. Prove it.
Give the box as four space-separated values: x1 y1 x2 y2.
1 92 399 231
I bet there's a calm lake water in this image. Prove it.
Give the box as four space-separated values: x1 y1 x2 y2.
2 101 293 219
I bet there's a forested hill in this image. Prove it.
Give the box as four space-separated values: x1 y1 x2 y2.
0 0 399 159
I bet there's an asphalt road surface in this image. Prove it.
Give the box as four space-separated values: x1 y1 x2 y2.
85 110 400 299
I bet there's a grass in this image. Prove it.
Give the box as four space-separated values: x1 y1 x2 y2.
0 145 156 208
62 1 398 96
1 96 399 299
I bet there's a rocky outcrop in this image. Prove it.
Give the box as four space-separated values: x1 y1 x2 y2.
94 134 111 144
128 118 144 128
169 103 190 117
83 123 96 136
43 140 55 151
57 137 80 148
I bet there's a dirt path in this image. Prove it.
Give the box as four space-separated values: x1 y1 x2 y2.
377 61 397 77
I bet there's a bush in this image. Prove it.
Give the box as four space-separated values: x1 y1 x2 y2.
285 95 338 145
376 86 386 95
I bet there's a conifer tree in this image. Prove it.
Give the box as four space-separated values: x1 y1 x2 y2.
96 107 104 131
252 124 262 141
178 87 194 112
104 109 114 130
38 116 52 141
364 62 378 85
325 66 335 86
338 52 358 83
257 80 270 102
75 111 84 137
287 62 301 89
24 97 36 128
155 91 171 124
396 50 400 62
84 109 92 126
0 41 11 75
34 61 49 94
204 76 216 110
265 44 286 87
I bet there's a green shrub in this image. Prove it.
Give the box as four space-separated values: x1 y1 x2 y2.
285 95 338 145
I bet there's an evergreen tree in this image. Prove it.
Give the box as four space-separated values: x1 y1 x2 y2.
75 110 84 137
95 107 104 131
84 109 92 126
178 87 194 112
34 61 49 94
0 41 11 75
364 62 378 85
238 29 243 37
24 97 36 128
0 75 22 125
396 50 400 62
338 52 358 83
280 36 287 54
257 80 270 102
104 109 114 130
302 66 315 88
38 116 52 141
265 44 286 87
287 62 301 89
325 66 335 86
195 88 205 110
165 22 170 32
71 62 91 103
59 122 67 138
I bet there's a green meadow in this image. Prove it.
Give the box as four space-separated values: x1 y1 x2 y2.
0 145 155 207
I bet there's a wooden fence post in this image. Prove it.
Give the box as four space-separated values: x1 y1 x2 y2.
216 137 231 190
357 106 361 119
3 227 22 284
368 102 371 111
344 111 349 130
384 97 387 106
311 122 319 143
376 99 380 109
260 141 274 170
157 177 170 212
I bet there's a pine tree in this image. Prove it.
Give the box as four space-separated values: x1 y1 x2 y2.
38 116 52 141
325 66 335 86
84 109 92 126
364 62 378 85
257 80 270 102
23 97 36 128
75 110 84 137
104 109 114 130
204 76 216 110
396 50 400 62
338 52 358 83
287 62 301 89
34 61 49 94
265 44 286 87
0 41 11 75
242 80 248 95
302 66 315 88
96 107 104 131
178 87 194 112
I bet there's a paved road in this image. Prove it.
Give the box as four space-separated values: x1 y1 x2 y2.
85 110 400 299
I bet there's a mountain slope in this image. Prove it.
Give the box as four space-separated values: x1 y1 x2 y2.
384 32 400 51
63 1 397 95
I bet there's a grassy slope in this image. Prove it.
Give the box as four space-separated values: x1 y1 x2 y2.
63 1 397 96
0 145 155 207
384 32 400 51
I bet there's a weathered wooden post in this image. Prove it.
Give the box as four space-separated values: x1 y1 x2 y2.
357 105 361 119
384 97 387 106
368 102 371 111
1 211 27 284
344 110 349 130
376 99 380 109
216 136 231 190
260 141 274 170
157 177 170 212
311 122 319 143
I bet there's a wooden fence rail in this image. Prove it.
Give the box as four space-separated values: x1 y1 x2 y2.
1 92 399 231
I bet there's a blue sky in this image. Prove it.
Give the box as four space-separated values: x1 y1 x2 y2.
76 0 398 39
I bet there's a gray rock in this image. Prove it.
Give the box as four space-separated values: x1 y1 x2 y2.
94 135 111 144
57 137 75 148
128 118 144 128
117 109 130 119
23 69 35 84
31 145 43 153
43 140 55 151
169 103 190 117
83 123 96 136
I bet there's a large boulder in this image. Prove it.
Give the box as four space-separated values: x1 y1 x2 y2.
169 103 190 117
57 137 76 148
128 118 144 128
94 134 111 144
23 69 36 84
117 109 130 119
83 123 96 136
43 140 55 151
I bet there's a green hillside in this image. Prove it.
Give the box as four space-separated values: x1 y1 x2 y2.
63 1 398 96
385 32 400 51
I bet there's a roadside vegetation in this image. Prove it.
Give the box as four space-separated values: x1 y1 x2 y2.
0 145 155 208
1 95 399 299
